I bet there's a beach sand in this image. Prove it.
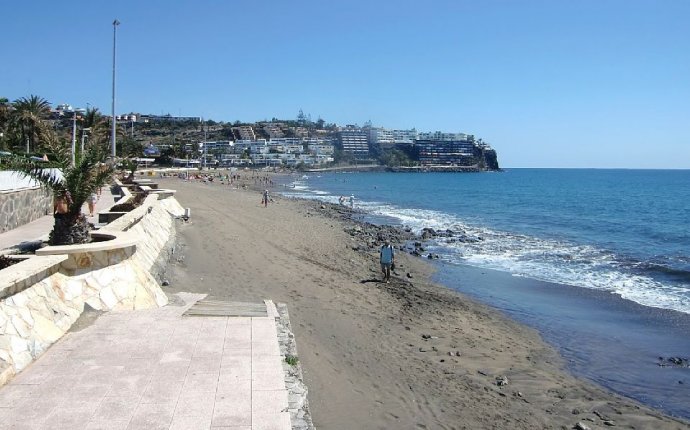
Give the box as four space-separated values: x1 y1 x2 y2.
159 174 689 430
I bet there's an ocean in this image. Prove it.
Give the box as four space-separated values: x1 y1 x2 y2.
280 168 690 419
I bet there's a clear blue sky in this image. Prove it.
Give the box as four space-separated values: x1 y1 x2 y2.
2 1 688 168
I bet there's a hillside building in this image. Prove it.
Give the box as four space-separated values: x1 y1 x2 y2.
417 131 468 141
416 139 477 166
262 123 285 139
233 126 256 141
370 128 418 148
139 114 201 123
338 129 370 157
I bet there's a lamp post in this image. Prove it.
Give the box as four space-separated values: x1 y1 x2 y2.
81 127 91 153
111 19 120 160
70 108 86 166
203 119 208 169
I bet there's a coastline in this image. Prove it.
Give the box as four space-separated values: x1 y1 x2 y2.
436 263 690 419
158 174 689 429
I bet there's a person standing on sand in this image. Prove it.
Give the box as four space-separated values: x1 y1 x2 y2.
262 189 269 207
379 240 395 283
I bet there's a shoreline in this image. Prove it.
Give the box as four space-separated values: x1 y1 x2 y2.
158 173 689 429
435 263 690 420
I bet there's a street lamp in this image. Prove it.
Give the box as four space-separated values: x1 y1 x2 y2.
111 19 120 159
81 127 91 153
70 108 86 166
203 119 208 169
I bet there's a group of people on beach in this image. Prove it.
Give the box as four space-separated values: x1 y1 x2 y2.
338 195 355 208
172 170 277 191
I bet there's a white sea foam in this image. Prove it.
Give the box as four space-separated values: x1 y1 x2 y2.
278 179 690 314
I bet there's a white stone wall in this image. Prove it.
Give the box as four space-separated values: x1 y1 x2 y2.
103 193 184 279
0 193 185 385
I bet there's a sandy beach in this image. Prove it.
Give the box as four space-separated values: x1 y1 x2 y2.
158 173 689 430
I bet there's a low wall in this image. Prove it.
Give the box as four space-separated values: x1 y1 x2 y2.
101 193 184 282
0 191 185 386
0 187 52 234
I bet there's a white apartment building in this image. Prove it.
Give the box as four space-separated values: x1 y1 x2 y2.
200 141 233 153
338 129 370 157
140 114 201 123
369 128 395 148
392 129 417 143
307 143 335 156
268 138 301 146
250 140 269 154
370 128 418 146
418 131 468 141
230 141 252 154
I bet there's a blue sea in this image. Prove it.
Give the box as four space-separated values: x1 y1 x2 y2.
280 168 690 419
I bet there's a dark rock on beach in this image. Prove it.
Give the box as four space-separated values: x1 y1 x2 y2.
657 356 689 368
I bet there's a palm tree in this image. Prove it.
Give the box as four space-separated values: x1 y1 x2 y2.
10 95 52 153
82 106 105 130
81 107 110 147
0 132 114 245
80 107 110 155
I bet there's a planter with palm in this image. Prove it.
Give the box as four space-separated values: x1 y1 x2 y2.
0 134 113 246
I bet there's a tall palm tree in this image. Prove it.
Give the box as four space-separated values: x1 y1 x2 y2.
82 106 106 130
79 107 112 154
0 131 114 245
10 95 52 153
83 108 131 156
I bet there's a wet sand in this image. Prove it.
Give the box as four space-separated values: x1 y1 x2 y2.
437 263 690 420
159 174 689 430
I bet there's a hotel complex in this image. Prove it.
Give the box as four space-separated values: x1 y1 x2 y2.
84 111 495 168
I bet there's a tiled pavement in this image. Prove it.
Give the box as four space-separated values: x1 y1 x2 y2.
0 192 115 252
0 293 291 430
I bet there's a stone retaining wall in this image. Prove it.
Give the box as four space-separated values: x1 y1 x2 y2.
0 187 52 234
0 192 185 386
102 194 184 282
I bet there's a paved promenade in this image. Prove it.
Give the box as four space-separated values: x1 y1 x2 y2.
0 294 291 429
0 193 297 429
0 193 114 252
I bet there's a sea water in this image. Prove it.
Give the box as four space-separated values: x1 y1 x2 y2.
281 169 690 418
284 169 690 314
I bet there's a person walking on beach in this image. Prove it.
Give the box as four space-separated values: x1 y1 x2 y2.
349 195 355 209
262 189 269 207
379 240 395 283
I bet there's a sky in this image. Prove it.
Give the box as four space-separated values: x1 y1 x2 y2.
1 0 689 168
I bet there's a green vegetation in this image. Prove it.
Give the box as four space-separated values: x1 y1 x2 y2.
380 149 413 167
2 95 52 153
0 94 114 245
285 355 299 366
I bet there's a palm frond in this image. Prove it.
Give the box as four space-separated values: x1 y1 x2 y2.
0 153 65 193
